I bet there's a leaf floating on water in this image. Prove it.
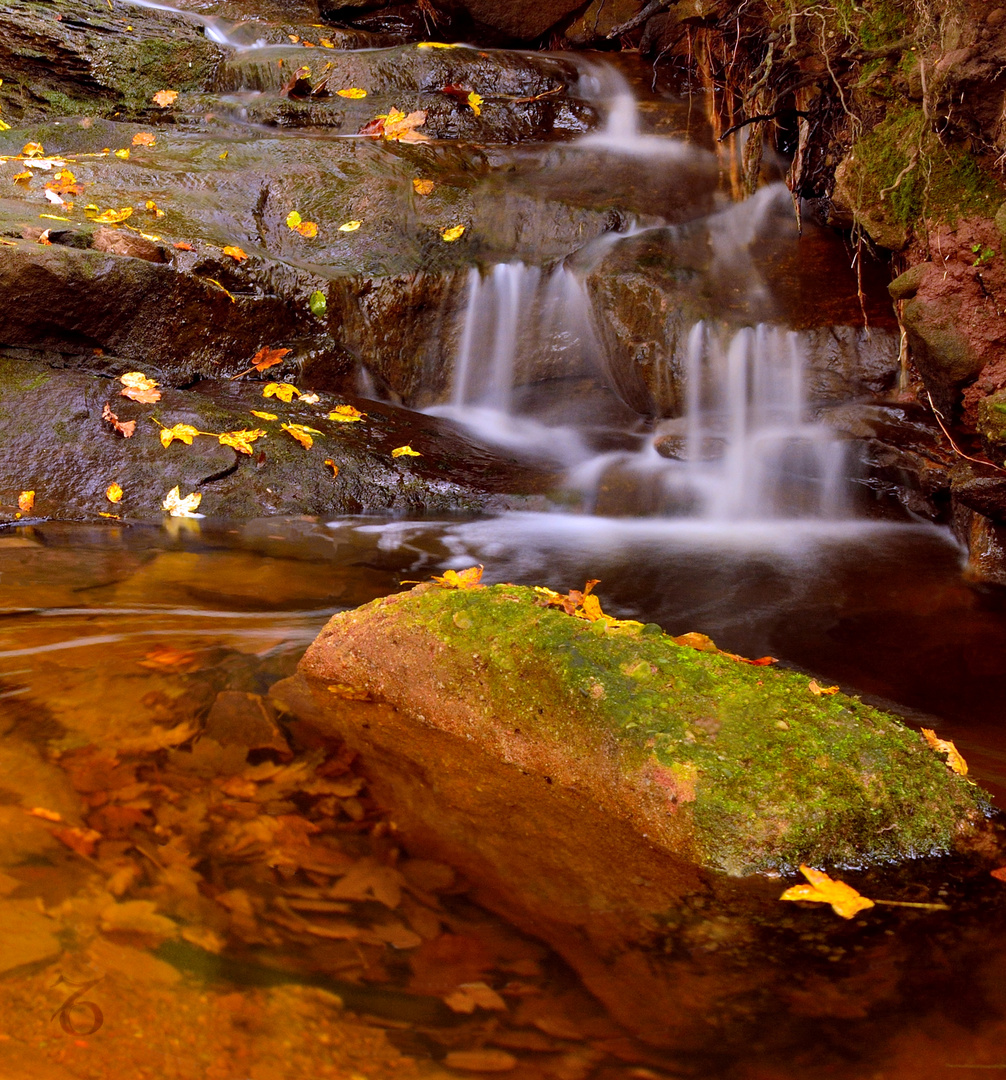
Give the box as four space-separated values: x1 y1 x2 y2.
17 490 34 514
218 428 266 455
106 482 123 504
159 423 199 448
338 220 361 232
432 565 484 589
921 728 968 775
412 178 434 195
441 224 465 242
222 245 248 262
363 107 430 143
391 444 421 457
336 87 367 98
89 206 134 225
282 423 321 449
162 486 203 518
286 211 318 238
323 458 339 477
132 132 156 147
327 404 366 423
808 679 840 696
120 371 161 403
780 865 875 919
152 89 178 107
263 382 300 403
101 402 136 437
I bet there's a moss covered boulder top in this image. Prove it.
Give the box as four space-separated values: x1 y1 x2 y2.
299 581 988 876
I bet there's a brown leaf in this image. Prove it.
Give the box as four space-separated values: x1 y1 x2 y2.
251 346 291 372
921 727 968 775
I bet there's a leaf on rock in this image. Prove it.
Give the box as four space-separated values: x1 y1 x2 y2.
145 199 165 218
432 565 484 589
173 241 193 251
17 490 34 514
670 630 776 666
921 728 969 776
159 423 200 448
467 91 483 115
330 857 404 908
106 483 123 504
132 132 156 147
251 346 291 372
114 148 130 160
219 429 266 455
366 107 429 143
328 404 366 422
162 486 203 518
391 445 421 457
120 371 161 403
808 679 840 696
263 382 301 403
337 87 368 98
251 410 278 421
338 220 361 232
441 224 465 242
90 206 134 225
282 423 321 449
152 90 178 108
222 245 248 262
413 178 435 195
416 41 459 48
324 459 339 477
992 867 1006 883
780 865 875 919
309 290 327 317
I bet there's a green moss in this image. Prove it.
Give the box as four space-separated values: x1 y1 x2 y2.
378 584 988 875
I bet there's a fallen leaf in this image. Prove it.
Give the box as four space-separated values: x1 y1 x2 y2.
44 189 65 206
46 169 82 195
443 982 507 1014
159 423 200 448
152 90 178 107
120 371 161 404
162 486 203 518
11 170 31 185
323 459 339 477
808 680 840 696
51 826 102 859
309 290 327 317
330 858 404 908
282 423 321 449
467 91 483 115
363 107 430 143
132 132 156 147
251 346 291 372
145 199 165 218
21 142 44 158
780 865 875 919
28 807 63 822
441 224 465 242
412 178 434 195
138 645 201 672
296 220 318 238
392 445 421 457
173 241 193 251
17 490 34 514
441 85 482 116
263 382 301 403
89 207 134 225
251 410 278 421
416 41 459 48
338 220 361 232
670 631 775 666
992 867 1006 883
921 728 969 776
300 392 320 404
328 404 366 422
432 565 484 589
337 87 368 98
319 39 336 49
218 428 267 455
106 483 123 504
114 148 130 160
102 402 136 437
222 245 248 262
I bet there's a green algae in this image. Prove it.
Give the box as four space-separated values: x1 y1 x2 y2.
368 583 989 876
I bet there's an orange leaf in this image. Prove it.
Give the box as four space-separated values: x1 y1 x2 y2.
295 221 318 238
323 459 339 477
132 132 156 147
251 346 291 372
159 423 199 448
921 728 969 776
218 428 266 455
222 245 248 262
413 178 435 195
991 867 1006 883
106 482 123 504
327 404 366 423
780 865 875 919
263 382 300 403
101 402 136 437
18 490 34 514
432 565 484 589
51 826 102 858
281 423 321 449
808 680 840 696
173 241 193 251
152 90 178 108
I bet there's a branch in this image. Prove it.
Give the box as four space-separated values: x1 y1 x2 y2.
718 109 809 142
606 0 676 38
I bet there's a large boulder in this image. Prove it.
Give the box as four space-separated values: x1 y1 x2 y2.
296 581 988 1042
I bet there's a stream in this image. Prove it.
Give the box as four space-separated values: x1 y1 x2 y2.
5 2 1006 1078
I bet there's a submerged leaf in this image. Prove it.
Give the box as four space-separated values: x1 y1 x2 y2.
780 865 875 919
132 132 157 147
441 224 465 242
412 178 435 196
89 206 134 225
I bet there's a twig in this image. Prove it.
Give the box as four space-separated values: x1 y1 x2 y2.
719 109 809 141
873 899 950 911
485 86 563 104
926 390 1005 472
606 0 675 38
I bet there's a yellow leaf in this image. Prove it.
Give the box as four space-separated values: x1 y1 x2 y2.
281 423 321 449
218 428 266 455
251 410 278 421
295 221 318 238
416 41 458 48
466 91 483 116
337 87 367 98
90 207 134 225
286 210 303 229
159 423 199 448
145 199 165 217
132 132 156 147
22 142 43 158
152 90 178 107
412 178 434 196
263 382 300 403
921 728 969 776
391 445 421 458
327 404 366 422
114 148 130 160
432 565 484 589
323 459 339 477
119 370 161 404
338 220 361 232
382 108 429 143
11 170 30 184
808 680 840 696
320 39 336 49
441 224 466 242
162 486 203 517
106 482 123 504
222 245 248 262
780 865 875 919
17 490 34 514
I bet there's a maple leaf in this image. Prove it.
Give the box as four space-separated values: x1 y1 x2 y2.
282 423 321 449
46 169 82 196
808 679 840 696
392 445 421 457
328 404 366 423
364 107 430 143
324 459 339 477
159 423 199 448
441 224 465 242
413 178 434 195
90 207 134 225
22 142 44 158
230 345 292 380
222 245 248 262
132 132 156 147
337 87 367 98
251 410 278 421
152 90 178 107
339 220 361 232
218 428 266 455
780 865 875 919
432 565 484 589
18 490 34 514
119 371 161 404
106 482 123 504
101 402 136 437
921 728 968 775
162 486 203 517
263 382 300 402
51 825 102 858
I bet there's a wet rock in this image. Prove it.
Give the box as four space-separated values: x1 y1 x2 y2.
296 582 988 1043
978 390 1006 450
439 0 588 41
565 0 645 46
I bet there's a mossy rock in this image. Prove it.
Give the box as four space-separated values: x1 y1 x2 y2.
300 582 989 876
978 390 1006 450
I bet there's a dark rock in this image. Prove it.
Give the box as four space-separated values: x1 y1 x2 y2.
438 0 588 41
92 226 166 263
977 389 1006 449
565 0 646 45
